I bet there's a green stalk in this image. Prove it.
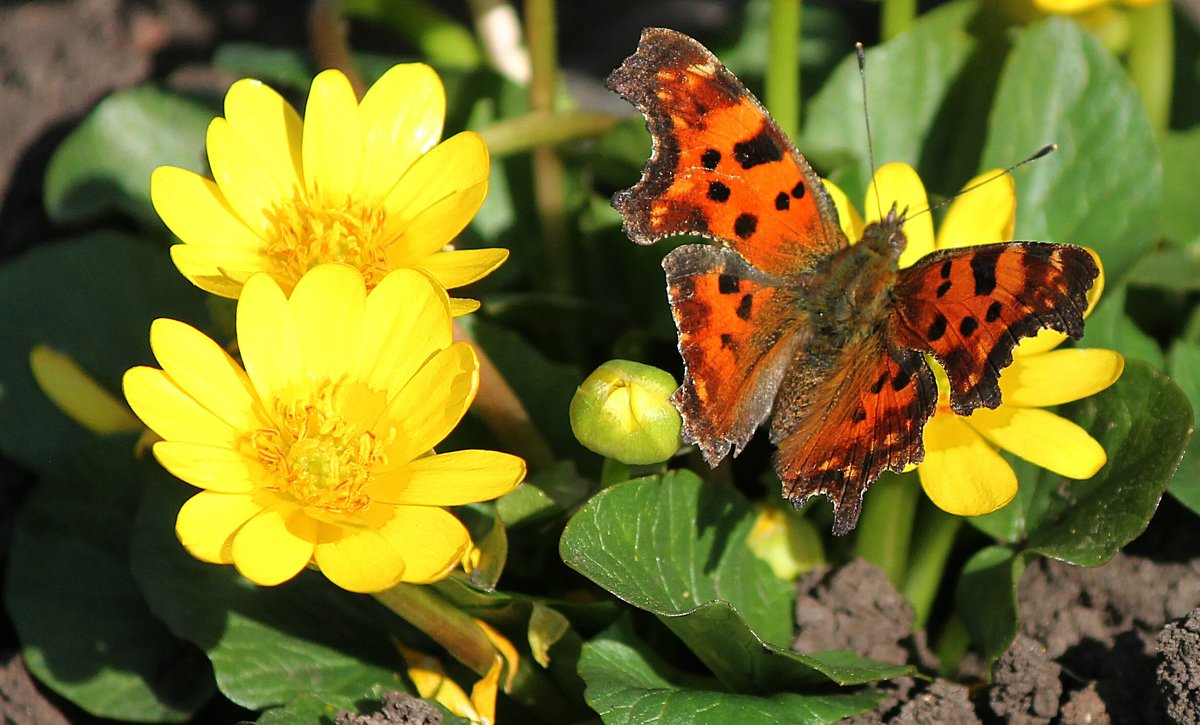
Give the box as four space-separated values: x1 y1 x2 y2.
308 0 364 97
480 111 620 158
374 583 497 676
901 501 963 629
933 614 971 678
601 457 631 487
881 0 916 41
854 472 918 586
765 0 802 138
1127 0 1173 136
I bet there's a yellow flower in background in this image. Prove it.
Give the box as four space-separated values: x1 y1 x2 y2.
122 264 525 592
1000 0 1162 51
825 163 1123 517
151 65 507 316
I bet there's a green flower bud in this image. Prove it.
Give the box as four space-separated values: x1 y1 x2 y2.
569 360 682 465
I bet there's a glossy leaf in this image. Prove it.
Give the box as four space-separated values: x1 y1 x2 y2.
578 617 881 725
981 18 1160 282
1166 341 1200 514
955 546 1026 664
4 438 213 721
561 472 909 690
1160 127 1200 246
44 86 213 226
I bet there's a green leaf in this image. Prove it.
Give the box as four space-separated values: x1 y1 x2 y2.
256 692 360 725
0 232 209 471
1078 286 1164 368
956 546 1026 663
1024 360 1191 563
1160 126 1200 246
578 617 881 725
560 472 908 690
1125 241 1200 293
1166 341 1200 514
44 86 214 226
802 1 980 194
971 361 1190 559
981 18 1160 282
129 479 406 710
4 438 213 721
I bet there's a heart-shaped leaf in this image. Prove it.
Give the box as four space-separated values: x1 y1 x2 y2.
579 617 882 725
981 17 1160 281
4 438 213 721
561 472 909 690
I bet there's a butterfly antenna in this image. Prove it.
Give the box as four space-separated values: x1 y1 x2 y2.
856 43 884 221
907 143 1059 221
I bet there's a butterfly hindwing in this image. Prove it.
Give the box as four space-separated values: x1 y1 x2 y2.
773 335 937 535
607 27 847 277
664 244 808 465
890 242 1098 415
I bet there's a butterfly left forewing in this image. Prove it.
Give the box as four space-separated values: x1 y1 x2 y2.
607 27 847 278
890 242 1098 415
773 335 938 535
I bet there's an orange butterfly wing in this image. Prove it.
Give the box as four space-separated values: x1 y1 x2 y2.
891 242 1098 415
607 27 847 277
771 336 938 535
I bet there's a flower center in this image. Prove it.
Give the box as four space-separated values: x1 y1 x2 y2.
250 377 394 514
263 187 395 289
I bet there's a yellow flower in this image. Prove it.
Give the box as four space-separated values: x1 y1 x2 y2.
399 618 518 725
1000 0 1161 51
151 65 507 316
122 264 525 592
825 163 1123 517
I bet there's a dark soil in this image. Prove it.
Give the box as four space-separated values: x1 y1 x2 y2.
793 522 1200 723
2 1 1199 723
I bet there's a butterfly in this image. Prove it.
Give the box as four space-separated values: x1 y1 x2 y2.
606 28 1098 535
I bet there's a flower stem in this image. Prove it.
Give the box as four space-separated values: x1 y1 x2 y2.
854 472 918 586
1127 0 1173 136
453 322 555 472
901 501 962 630
766 0 802 138
374 583 497 677
880 0 916 41
480 111 621 158
600 457 630 487
933 613 970 677
307 0 365 97
347 0 481 68
525 0 584 363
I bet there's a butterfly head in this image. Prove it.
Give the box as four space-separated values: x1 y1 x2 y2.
859 203 908 263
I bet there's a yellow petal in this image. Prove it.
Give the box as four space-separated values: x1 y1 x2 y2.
148 318 260 431
151 167 263 251
223 79 303 196
388 342 479 461
302 69 362 203
168 244 266 298
152 441 256 493
289 264 366 381
374 450 525 505
382 132 489 259
376 505 470 584
1035 0 1105 11
358 64 445 201
918 413 1017 516
419 248 509 289
449 298 481 317
1000 348 1124 407
123 366 235 447
866 162 933 268
967 406 1107 479
205 118 287 237
313 522 406 593
175 490 262 564
30 346 140 434
936 169 1015 250
357 269 453 394
231 503 316 586
237 273 302 403
470 656 504 724
821 178 864 243
476 618 519 691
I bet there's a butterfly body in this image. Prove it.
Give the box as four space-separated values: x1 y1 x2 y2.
609 28 1098 534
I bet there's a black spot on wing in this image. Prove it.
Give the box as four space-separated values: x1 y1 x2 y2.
736 294 753 320
707 181 731 203
936 280 952 298
717 274 740 294
700 149 721 170
734 213 758 239
927 314 947 342
791 181 806 198
732 126 784 169
986 300 1002 322
870 371 888 395
971 250 1000 296
775 192 789 210
959 316 979 337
